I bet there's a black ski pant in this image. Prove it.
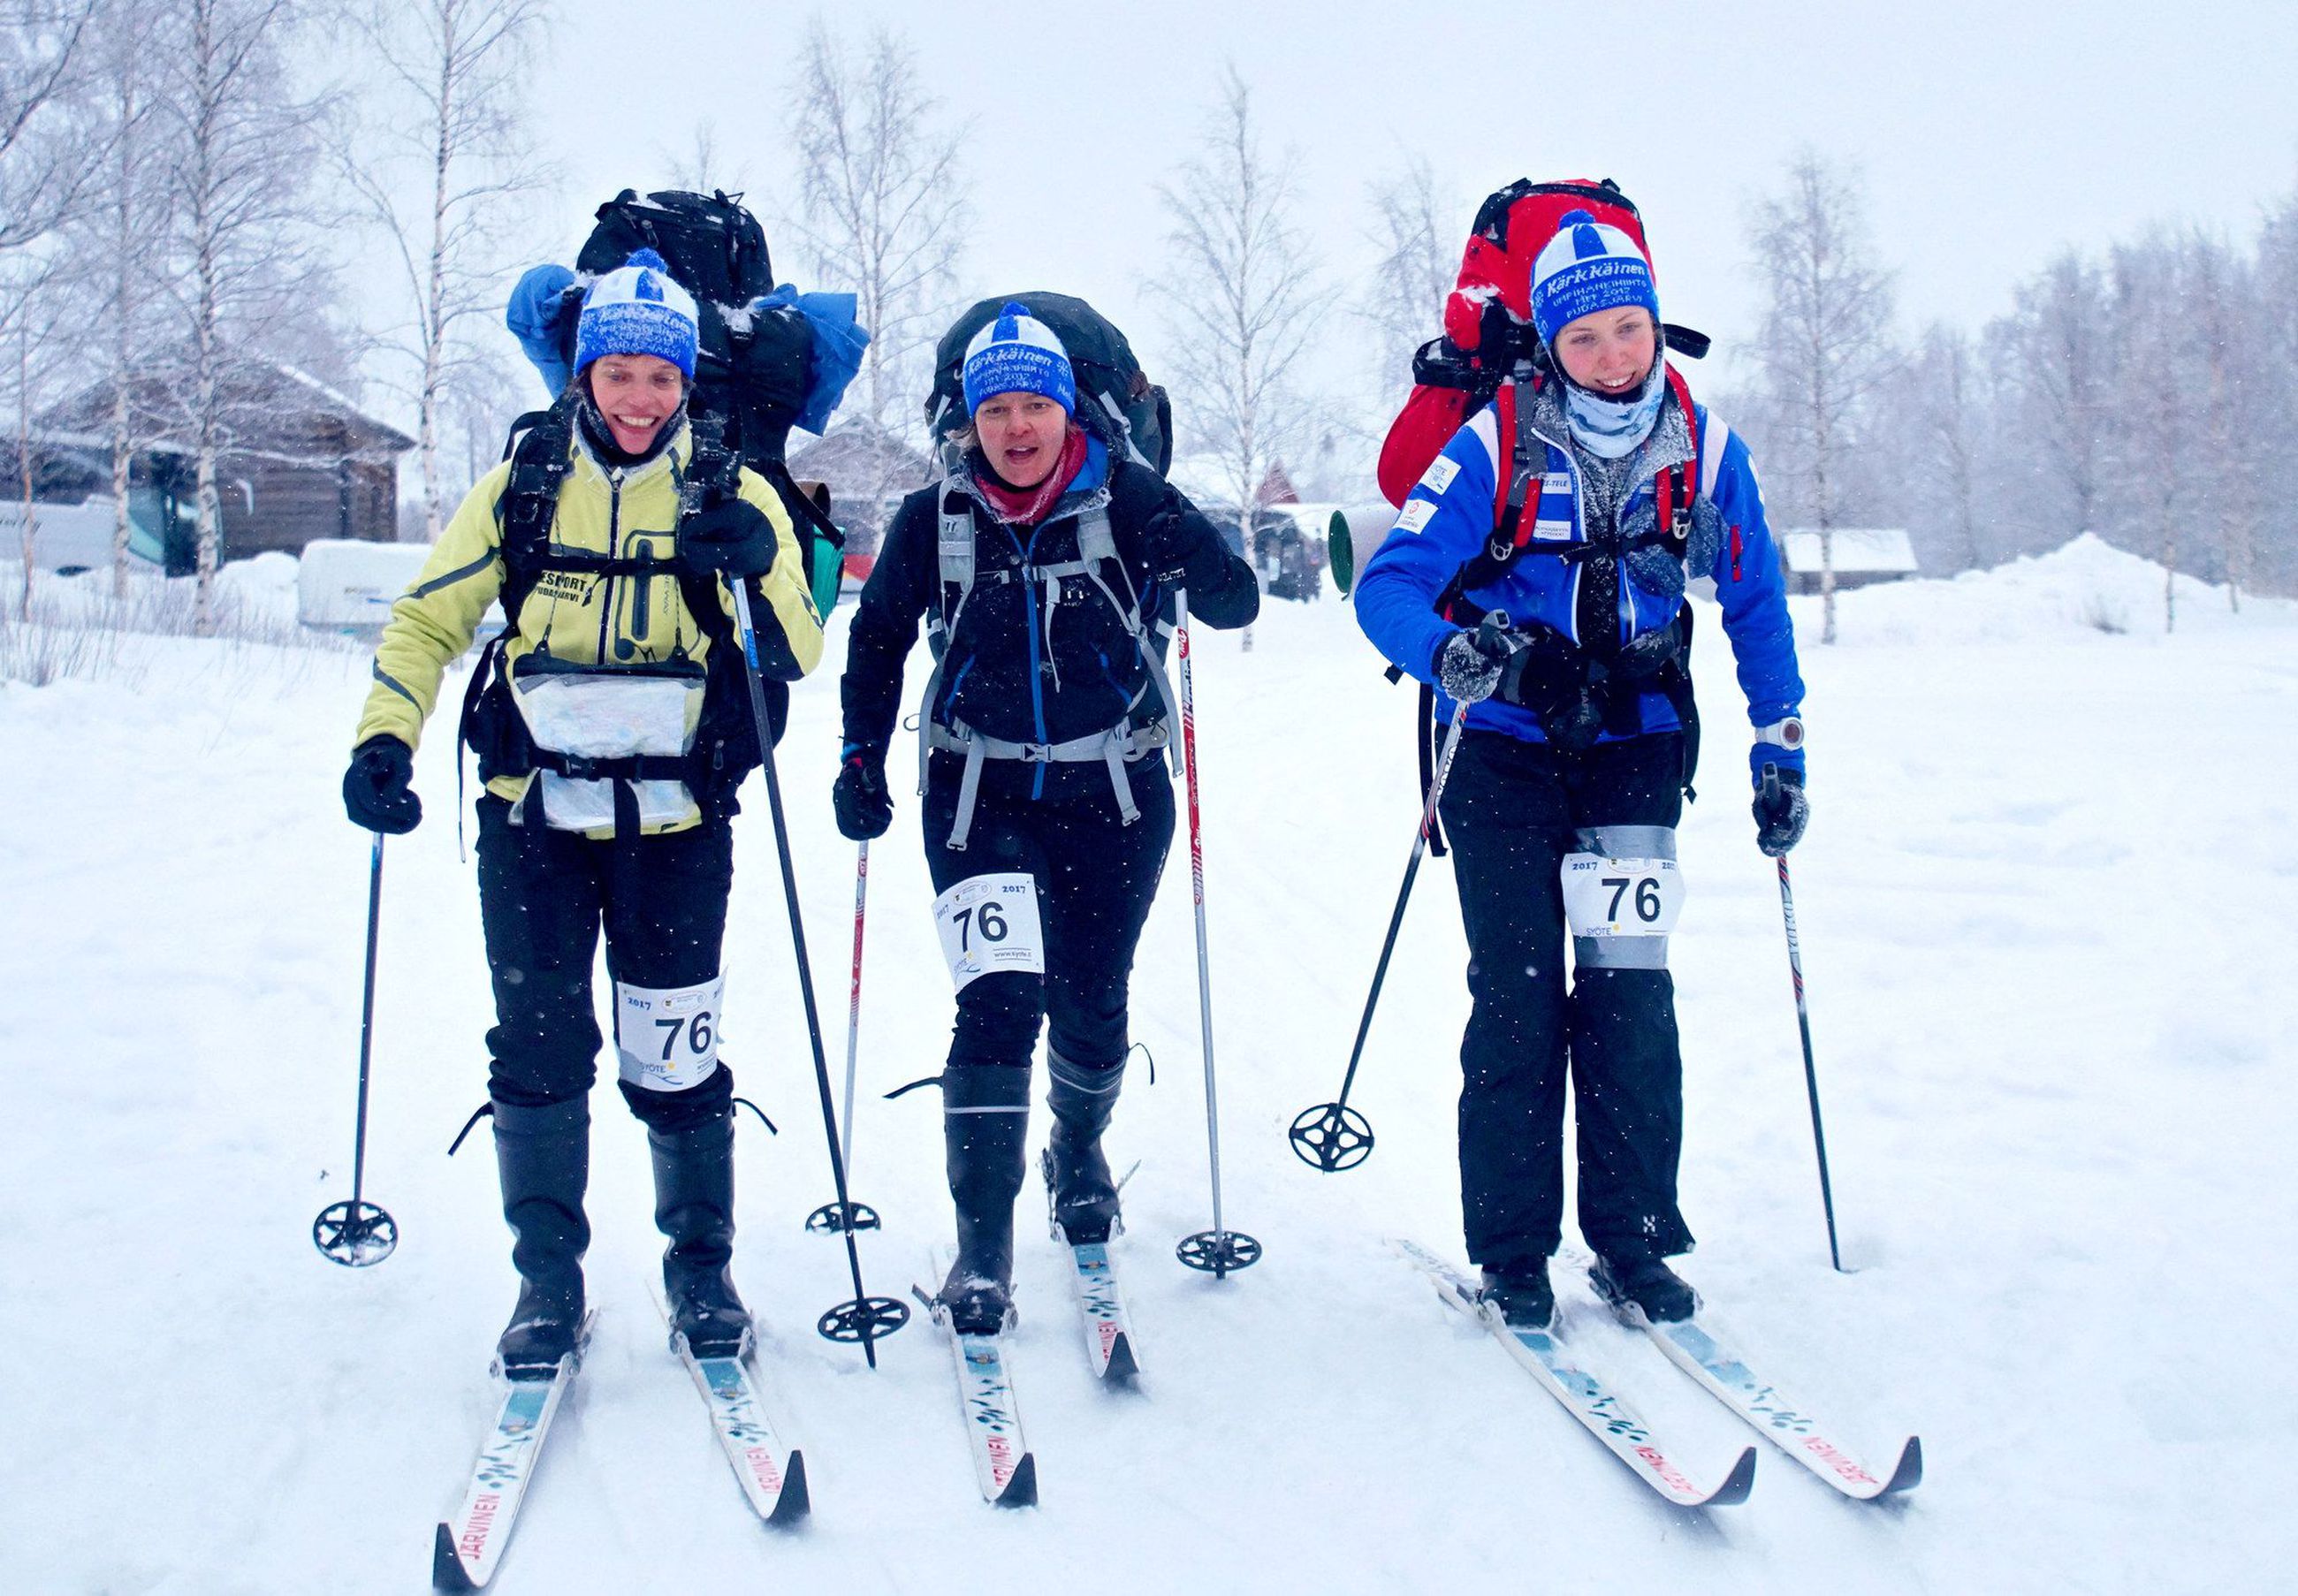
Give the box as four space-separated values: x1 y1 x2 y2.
1436 729 1694 1273
476 793 735 1134
922 763 1175 1080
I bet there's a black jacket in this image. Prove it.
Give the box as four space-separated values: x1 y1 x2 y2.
841 457 1258 793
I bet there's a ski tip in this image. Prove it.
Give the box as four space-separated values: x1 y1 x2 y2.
1704 1446 1760 1509
993 1451 1039 1509
1876 1434 1923 1497
431 1522 480 1591
769 1449 812 1525
1101 1333 1141 1387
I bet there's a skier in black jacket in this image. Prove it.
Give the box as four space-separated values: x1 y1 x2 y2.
834 302 1258 1333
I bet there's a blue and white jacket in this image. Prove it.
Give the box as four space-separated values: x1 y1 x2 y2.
1354 383 1807 785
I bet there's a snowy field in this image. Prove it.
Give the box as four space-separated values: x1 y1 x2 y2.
4 536 2294 1594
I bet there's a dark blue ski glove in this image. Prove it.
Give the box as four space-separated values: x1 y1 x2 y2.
832 744 892 841
1754 764 1807 856
343 736 422 834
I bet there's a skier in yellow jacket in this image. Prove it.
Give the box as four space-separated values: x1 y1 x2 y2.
341 248 823 1373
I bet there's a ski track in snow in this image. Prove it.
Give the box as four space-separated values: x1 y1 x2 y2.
3 536 2294 1592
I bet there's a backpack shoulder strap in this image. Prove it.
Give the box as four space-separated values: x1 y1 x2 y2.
932 488 978 647
1437 376 1543 615
1656 366 1705 556
494 402 576 622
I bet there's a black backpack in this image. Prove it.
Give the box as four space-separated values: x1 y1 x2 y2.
538 189 840 582
927 293 1173 475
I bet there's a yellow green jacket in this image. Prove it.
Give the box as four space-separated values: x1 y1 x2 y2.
354 420 824 834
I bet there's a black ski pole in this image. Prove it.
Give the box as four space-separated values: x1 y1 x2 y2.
1290 611 1506 1172
314 831 399 1265
735 576 914 1359
729 579 909 1362
1170 589 1261 1278
1763 764 1845 1273
805 840 880 1235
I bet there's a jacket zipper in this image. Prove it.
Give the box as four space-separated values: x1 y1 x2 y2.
597 466 623 662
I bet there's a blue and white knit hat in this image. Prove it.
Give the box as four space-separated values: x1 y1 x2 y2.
962 301 1077 414
1529 211 1660 347
574 249 698 379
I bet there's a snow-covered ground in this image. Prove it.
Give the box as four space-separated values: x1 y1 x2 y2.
4 536 2293 1593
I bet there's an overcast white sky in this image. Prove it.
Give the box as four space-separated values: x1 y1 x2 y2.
496 0 2298 399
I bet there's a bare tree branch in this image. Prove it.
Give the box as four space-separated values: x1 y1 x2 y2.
1153 64 1321 602
779 15 969 551
1743 148 1899 643
335 0 549 537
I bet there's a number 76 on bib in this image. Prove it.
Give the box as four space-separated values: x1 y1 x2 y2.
932 873 1047 992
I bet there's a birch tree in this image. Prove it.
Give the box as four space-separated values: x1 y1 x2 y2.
2107 237 2188 630
782 18 967 543
70 0 180 595
342 0 547 538
2186 232 2256 611
0 0 103 255
1744 149 1897 644
1360 155 1456 405
164 0 324 634
5 251 88 618
1155 67 1320 648
1906 323 1985 571
666 116 742 194
2009 250 2113 552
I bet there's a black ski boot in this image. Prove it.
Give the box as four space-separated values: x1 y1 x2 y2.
1477 1257 1555 1329
1042 1049 1124 1244
1590 1253 1700 1324
649 1106 751 1358
491 1096 590 1378
939 1063 1031 1335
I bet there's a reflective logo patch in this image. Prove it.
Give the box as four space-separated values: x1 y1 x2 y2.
1396 498 1438 534
1418 456 1461 495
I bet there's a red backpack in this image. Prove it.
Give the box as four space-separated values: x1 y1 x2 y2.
1374 178 1710 510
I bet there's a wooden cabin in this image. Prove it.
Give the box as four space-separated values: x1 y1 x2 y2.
9 361 413 575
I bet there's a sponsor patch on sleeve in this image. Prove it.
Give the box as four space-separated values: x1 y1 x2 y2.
1418 456 1461 496
1396 498 1438 534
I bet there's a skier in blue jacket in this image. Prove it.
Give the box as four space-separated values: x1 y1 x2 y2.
1355 206 1808 1327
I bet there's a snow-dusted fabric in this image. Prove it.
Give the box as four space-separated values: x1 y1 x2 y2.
1529 209 1661 347
1564 360 1668 459
1355 381 1805 783
962 300 1077 415
574 249 699 378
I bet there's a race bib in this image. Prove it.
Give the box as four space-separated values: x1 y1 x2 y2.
616 973 725 1091
1561 854 1685 939
932 873 1046 992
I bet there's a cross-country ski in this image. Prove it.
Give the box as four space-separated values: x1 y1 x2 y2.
916 1272 1039 1508
431 1317 593 1592
666 1318 810 1526
1392 1241 1756 1509
1633 1313 1920 1500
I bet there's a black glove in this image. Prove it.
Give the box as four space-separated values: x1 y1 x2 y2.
1754 764 1807 856
342 735 422 834
679 498 780 579
1142 506 1196 581
1434 626 1517 704
832 744 893 840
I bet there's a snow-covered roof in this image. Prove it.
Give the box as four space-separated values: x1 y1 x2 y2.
1777 528 1918 575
